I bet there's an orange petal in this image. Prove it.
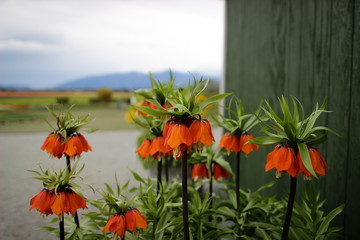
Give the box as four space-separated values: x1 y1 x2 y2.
64 137 77 157
125 210 136 231
134 209 147 229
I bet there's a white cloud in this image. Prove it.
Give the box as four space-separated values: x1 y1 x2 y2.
0 0 224 88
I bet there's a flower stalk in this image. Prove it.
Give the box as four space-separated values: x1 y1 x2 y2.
209 161 213 222
59 215 65 240
282 176 297 240
236 151 240 212
164 156 169 182
182 150 189 240
157 157 162 201
66 155 80 228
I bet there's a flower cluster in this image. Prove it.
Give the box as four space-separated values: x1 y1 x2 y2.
192 163 231 181
218 132 258 156
137 117 215 160
41 133 92 159
103 208 147 239
266 144 329 179
30 188 87 217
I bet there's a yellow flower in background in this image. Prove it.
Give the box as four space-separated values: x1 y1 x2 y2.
196 94 212 116
125 108 136 123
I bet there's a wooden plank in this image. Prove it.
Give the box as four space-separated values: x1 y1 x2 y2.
344 0 360 238
323 0 353 229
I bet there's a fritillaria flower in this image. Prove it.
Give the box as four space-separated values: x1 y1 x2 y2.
41 133 65 159
164 123 192 159
41 133 92 159
212 163 231 180
103 208 147 239
50 189 87 216
297 147 329 180
218 132 241 155
149 136 171 161
64 134 92 158
240 133 258 156
265 143 299 178
29 188 56 216
192 163 209 180
30 188 87 217
189 119 215 152
136 139 152 161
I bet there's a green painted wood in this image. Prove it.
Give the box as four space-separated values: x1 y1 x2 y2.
345 0 360 238
224 0 359 238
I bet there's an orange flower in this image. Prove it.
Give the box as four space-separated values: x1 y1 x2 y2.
165 123 192 159
297 147 329 179
50 189 87 216
149 136 171 161
218 132 241 155
41 133 65 159
63 134 92 158
137 101 158 116
240 133 258 156
136 139 152 161
125 208 147 231
189 119 215 151
103 213 126 238
265 144 299 178
192 164 209 179
212 163 231 180
29 189 56 216
162 120 172 138
103 209 147 239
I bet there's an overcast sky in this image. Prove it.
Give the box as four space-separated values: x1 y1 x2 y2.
0 0 224 89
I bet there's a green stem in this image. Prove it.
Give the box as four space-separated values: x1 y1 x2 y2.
182 150 190 240
281 176 297 240
157 158 162 206
165 156 169 182
59 215 65 240
236 151 240 212
209 161 213 222
66 155 80 228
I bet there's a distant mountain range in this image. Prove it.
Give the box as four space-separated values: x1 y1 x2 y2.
54 71 220 90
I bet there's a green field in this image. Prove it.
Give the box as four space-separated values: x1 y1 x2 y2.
0 91 220 133
0 92 138 133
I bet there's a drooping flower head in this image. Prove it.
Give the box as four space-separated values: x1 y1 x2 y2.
136 138 152 161
103 208 147 239
164 122 192 159
240 133 258 156
29 188 56 216
265 143 299 178
100 179 147 239
132 75 230 158
192 163 209 180
297 147 329 180
41 107 93 159
251 96 337 179
149 136 171 161
29 161 88 217
215 97 262 156
50 188 87 216
189 118 215 152
212 163 231 180
218 132 241 155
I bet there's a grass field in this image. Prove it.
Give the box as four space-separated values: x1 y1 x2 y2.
0 90 220 133
0 91 137 133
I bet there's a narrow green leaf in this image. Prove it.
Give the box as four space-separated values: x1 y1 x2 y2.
249 136 284 146
298 142 317 178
